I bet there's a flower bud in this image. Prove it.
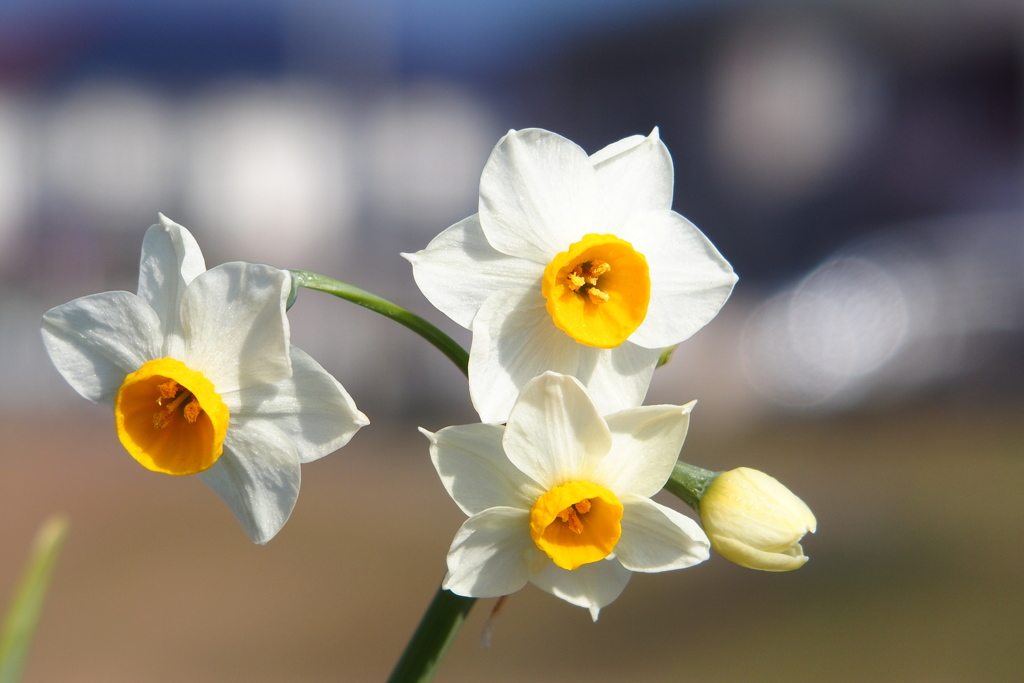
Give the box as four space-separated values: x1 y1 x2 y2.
700 467 816 571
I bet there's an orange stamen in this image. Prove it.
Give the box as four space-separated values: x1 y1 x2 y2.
157 379 180 403
567 268 586 291
183 398 203 423
152 388 195 429
565 261 613 304
556 499 594 535
588 260 610 279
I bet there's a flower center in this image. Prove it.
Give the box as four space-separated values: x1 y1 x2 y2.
541 233 651 348
114 357 230 476
529 481 623 570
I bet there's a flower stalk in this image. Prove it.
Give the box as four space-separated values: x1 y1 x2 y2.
664 460 717 512
288 270 469 377
289 270 477 682
387 588 476 683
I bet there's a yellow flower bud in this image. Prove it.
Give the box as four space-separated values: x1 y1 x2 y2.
700 467 816 571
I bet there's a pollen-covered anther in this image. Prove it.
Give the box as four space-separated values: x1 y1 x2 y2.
556 498 593 534
183 397 203 423
566 261 612 294
567 269 586 291
567 260 613 305
152 388 192 429
557 506 582 533
587 260 611 281
157 379 180 403
152 410 172 430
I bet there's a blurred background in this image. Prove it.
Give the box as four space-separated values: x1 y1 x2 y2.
1 0 1022 680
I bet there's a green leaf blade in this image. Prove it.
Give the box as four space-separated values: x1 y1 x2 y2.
0 516 70 683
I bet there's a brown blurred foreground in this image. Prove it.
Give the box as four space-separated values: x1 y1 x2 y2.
2 401 1022 682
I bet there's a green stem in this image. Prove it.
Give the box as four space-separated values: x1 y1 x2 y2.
288 270 475 680
665 461 718 513
287 270 469 377
388 588 476 683
0 516 69 683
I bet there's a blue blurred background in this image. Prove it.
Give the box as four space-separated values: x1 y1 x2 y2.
1 1 1021 680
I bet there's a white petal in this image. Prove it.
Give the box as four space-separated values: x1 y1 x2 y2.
199 417 301 545
222 346 367 464
625 210 737 349
404 214 543 329
591 129 674 235
529 556 632 621
137 215 207 347
479 128 597 263
502 372 611 489
181 263 292 394
587 133 648 165
41 291 163 406
468 288 580 424
574 343 660 417
615 495 710 573
591 402 695 497
425 424 544 516
441 507 533 598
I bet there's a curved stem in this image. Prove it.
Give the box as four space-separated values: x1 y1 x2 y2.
288 270 475 681
387 588 476 683
288 270 469 377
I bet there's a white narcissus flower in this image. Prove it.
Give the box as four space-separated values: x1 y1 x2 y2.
42 215 368 544
425 371 709 620
406 128 737 423
700 467 817 571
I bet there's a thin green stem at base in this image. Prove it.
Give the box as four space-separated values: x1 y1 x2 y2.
288 270 469 377
0 516 69 683
387 588 476 683
289 271 476 681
